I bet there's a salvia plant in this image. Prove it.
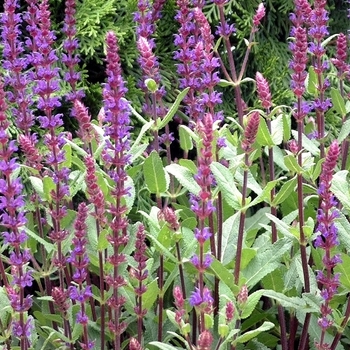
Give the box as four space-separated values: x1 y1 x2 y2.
2 0 350 349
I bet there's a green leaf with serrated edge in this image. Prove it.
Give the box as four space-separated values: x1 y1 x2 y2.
234 322 274 344
149 342 183 350
241 290 264 319
29 176 44 200
321 33 339 47
244 238 293 288
210 258 239 294
143 151 168 195
272 176 297 206
271 114 283 145
61 143 72 168
221 212 240 265
283 114 291 142
165 163 200 195
24 227 54 254
331 87 346 116
157 87 190 130
142 279 158 310
306 66 317 94
179 125 193 151
284 155 303 174
179 159 197 174
256 116 274 147
262 290 306 308
334 254 350 291
211 162 241 210
0 287 11 325
331 170 350 211
338 119 350 143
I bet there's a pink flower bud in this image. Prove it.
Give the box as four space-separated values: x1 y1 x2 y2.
253 3 265 26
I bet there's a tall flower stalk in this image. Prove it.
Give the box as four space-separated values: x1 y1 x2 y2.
102 31 131 350
68 202 94 350
289 1 312 348
0 78 33 350
190 113 215 336
314 141 341 349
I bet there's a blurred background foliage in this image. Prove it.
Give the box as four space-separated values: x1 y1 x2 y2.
6 0 350 121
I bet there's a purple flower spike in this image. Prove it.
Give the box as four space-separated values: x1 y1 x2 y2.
314 141 341 343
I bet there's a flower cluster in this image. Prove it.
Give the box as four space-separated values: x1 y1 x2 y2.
314 141 341 341
256 72 272 110
102 31 131 340
242 111 260 154
62 0 84 102
174 1 222 122
331 33 349 79
0 78 33 343
1 0 35 134
68 203 94 349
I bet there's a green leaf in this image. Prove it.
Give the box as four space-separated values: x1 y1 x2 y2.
61 143 72 168
143 279 158 310
241 290 264 319
43 176 56 202
291 130 320 156
29 176 45 200
265 213 297 241
272 176 297 206
143 151 168 195
261 267 285 292
338 119 350 143
284 155 303 174
97 229 109 251
244 238 293 288
256 116 274 147
178 159 197 174
240 248 256 270
179 125 193 151
331 87 346 116
130 120 154 152
331 170 350 211
262 290 306 309
24 227 55 254
306 66 317 95
234 322 274 344
334 254 350 291
149 342 182 350
165 164 200 195
336 212 350 252
283 114 291 142
221 212 240 265
211 162 241 210
270 114 283 145
210 258 239 294
157 87 190 130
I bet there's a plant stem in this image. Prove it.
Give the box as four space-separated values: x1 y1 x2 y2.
234 153 249 285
